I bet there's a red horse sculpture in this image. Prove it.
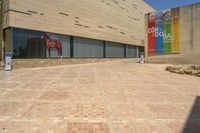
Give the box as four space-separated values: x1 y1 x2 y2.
41 33 62 59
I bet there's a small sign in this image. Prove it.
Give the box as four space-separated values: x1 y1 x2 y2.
5 52 12 71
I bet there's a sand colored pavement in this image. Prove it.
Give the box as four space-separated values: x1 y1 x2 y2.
0 60 200 133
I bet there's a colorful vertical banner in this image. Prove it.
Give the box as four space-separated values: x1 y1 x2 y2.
155 12 163 54
147 8 180 55
148 13 156 54
163 10 171 54
171 8 180 53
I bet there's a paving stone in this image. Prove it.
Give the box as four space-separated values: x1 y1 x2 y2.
0 60 200 132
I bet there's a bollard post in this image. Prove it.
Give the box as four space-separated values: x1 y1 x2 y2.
4 52 12 71
140 52 145 64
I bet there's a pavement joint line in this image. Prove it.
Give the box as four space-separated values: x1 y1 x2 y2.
6 59 136 71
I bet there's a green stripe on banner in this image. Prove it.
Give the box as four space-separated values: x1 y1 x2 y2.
163 10 171 54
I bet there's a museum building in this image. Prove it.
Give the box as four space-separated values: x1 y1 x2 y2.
2 0 154 59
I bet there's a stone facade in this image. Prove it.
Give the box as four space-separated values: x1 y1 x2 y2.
3 0 154 46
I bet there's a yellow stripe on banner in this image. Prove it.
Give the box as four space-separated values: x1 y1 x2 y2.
171 8 180 53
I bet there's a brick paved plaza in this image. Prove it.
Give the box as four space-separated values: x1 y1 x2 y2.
0 60 200 133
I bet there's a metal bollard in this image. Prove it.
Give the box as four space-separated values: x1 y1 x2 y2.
140 52 145 64
5 52 12 71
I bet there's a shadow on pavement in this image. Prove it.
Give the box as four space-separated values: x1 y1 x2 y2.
182 96 200 133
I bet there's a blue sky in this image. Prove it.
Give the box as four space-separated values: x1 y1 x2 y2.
144 0 200 11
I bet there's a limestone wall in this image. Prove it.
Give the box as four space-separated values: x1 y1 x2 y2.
145 3 200 65
3 0 154 46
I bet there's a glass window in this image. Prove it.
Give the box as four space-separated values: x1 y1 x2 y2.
105 41 124 57
126 45 137 58
11 28 70 58
73 37 103 58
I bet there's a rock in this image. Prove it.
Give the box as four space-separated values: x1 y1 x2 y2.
192 70 198 75
194 66 200 70
166 66 172 71
166 65 200 77
166 66 177 71
177 69 185 74
166 65 185 74
184 67 193 74
184 69 193 74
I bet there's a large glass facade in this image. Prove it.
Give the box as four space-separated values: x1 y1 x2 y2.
12 28 70 58
12 28 44 58
45 33 70 58
105 42 124 58
126 45 138 58
9 27 141 59
74 37 104 58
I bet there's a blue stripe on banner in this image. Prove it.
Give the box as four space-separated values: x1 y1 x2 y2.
156 12 163 54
